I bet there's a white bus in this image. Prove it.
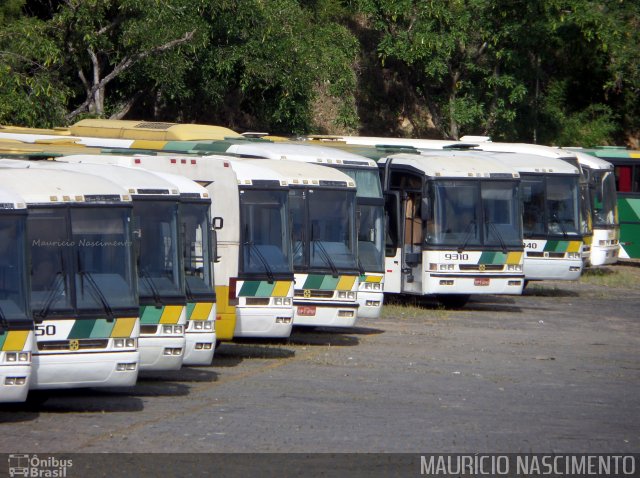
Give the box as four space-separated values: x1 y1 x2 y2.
51 157 216 365
376 152 524 306
67 154 296 340
7 160 188 371
220 141 385 320
0 165 139 390
566 149 619 266
0 187 34 402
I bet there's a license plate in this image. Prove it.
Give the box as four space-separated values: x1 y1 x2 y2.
297 306 316 316
474 277 490 286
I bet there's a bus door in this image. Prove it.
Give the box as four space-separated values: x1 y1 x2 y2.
400 189 424 294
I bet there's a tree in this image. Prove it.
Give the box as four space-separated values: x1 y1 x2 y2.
0 0 68 127
49 0 206 121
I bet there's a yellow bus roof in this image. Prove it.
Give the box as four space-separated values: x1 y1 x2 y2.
70 119 242 141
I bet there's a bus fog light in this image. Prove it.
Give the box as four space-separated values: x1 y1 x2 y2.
15 377 27 385
5 353 17 362
203 321 213 330
116 363 127 371
126 363 136 371
163 325 173 334
4 377 15 385
195 343 204 350
508 280 522 286
569 266 581 271
337 310 354 318
18 352 30 362
125 339 136 348
114 338 125 348
439 280 454 285
275 316 292 324
204 343 213 350
163 348 173 355
173 348 183 356
366 300 381 307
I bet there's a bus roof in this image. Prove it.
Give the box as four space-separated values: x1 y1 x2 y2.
0 186 27 210
0 160 131 203
69 119 242 141
379 152 521 178
566 150 614 171
224 142 378 168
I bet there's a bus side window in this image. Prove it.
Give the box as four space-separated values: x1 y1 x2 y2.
615 165 632 192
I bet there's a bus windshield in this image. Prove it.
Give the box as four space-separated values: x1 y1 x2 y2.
290 189 358 272
240 189 292 276
592 170 618 227
0 214 30 323
336 167 382 199
72 207 138 312
29 206 137 318
427 180 521 249
134 201 185 300
521 175 581 238
358 204 385 272
181 202 215 299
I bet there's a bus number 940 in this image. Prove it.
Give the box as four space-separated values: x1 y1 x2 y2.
523 242 538 249
444 253 468 261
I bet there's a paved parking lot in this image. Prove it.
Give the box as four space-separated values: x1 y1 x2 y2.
1 264 639 454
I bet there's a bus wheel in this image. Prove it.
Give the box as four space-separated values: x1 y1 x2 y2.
436 294 470 309
24 391 50 409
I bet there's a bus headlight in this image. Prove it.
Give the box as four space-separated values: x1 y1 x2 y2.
114 338 125 348
203 321 214 331
507 264 523 272
347 291 356 300
439 264 455 271
163 325 173 334
126 338 136 348
283 297 292 306
173 325 184 335
363 282 382 291
273 297 283 305
337 291 347 299
567 252 581 259
18 352 30 362
5 353 17 362
193 321 204 330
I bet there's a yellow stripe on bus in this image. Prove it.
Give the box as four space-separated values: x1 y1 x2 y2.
111 317 137 338
272 281 291 297
567 241 582 253
336 276 357 291
364 275 383 283
190 302 214 321
506 251 523 265
130 140 169 150
159 305 183 324
2 330 30 351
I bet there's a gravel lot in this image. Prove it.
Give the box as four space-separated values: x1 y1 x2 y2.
1 264 639 454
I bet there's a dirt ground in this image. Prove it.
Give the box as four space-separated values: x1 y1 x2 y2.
1 263 639 456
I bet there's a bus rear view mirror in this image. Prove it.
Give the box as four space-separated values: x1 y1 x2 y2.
211 216 224 230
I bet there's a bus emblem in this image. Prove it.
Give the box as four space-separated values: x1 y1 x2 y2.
303 289 311 298
479 264 486 271
69 340 80 351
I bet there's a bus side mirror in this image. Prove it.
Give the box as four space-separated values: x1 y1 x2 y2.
212 216 223 230
421 198 431 221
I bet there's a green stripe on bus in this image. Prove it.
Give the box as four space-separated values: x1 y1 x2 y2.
478 251 507 264
303 275 325 289
319 275 339 290
68 319 96 339
0 332 6 349
238 281 260 296
186 302 195 320
89 319 115 338
140 305 163 324
255 282 275 297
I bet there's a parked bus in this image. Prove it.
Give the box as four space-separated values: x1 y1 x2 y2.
4 160 188 371
374 151 524 306
0 164 139 389
565 150 619 265
0 187 34 402
208 141 385 321
62 154 296 340
571 147 640 259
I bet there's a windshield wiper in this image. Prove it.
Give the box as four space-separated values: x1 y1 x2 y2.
485 219 508 253
34 250 67 322
314 240 340 278
551 213 569 238
245 241 275 283
77 251 115 320
457 220 477 253
0 305 9 332
140 268 163 307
